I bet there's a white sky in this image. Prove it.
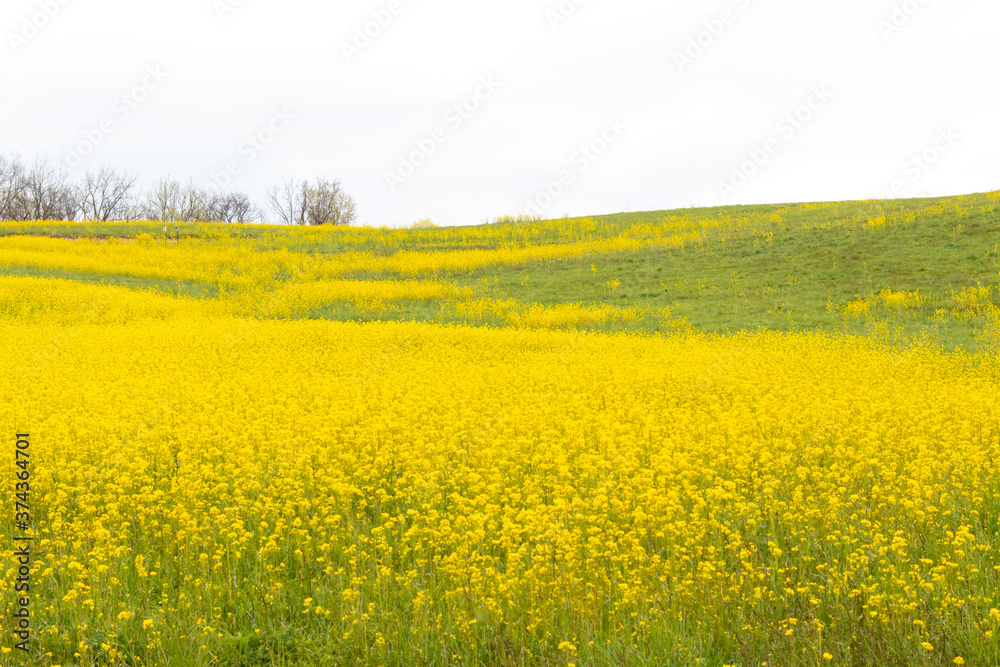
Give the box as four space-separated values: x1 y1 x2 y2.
1 0 997 226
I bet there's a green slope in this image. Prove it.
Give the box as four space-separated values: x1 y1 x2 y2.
2 192 998 350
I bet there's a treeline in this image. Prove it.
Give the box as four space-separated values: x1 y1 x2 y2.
0 153 357 225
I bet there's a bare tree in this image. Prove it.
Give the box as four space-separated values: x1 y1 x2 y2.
178 181 211 222
305 177 356 226
266 178 307 225
0 153 27 220
227 192 259 223
142 179 260 223
144 180 210 222
20 157 77 220
267 177 356 226
3 151 353 225
142 178 184 221
205 192 227 224
77 166 139 221
208 191 258 223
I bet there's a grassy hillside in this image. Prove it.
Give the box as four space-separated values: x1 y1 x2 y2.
2 192 999 350
458 197 1000 349
3 193 1000 667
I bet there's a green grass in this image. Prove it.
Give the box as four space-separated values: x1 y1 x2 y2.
441 199 999 349
0 265 219 299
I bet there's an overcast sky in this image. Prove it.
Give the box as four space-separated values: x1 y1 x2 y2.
1 0 997 226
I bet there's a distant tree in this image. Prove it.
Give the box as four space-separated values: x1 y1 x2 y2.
267 177 356 226
0 154 76 221
208 191 259 224
20 156 76 221
1 150 360 225
142 178 184 221
143 179 260 223
266 178 307 225
179 181 211 222
77 166 139 221
228 192 259 224
0 153 26 220
305 178 356 226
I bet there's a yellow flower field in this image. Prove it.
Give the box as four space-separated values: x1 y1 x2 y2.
1 292 998 666
1 197 999 665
